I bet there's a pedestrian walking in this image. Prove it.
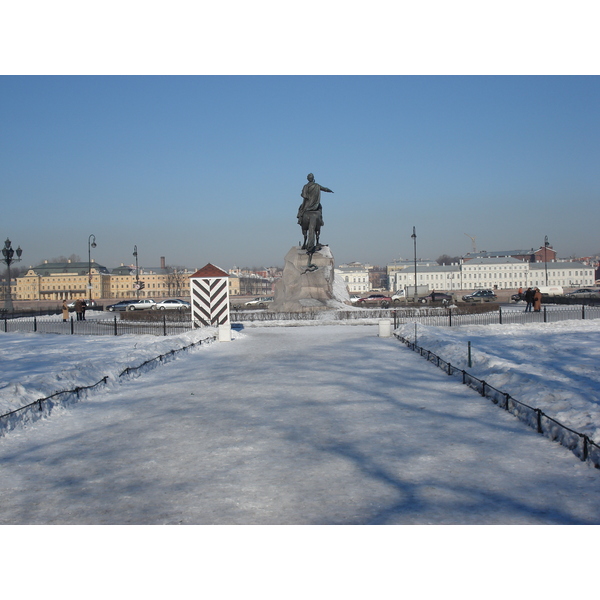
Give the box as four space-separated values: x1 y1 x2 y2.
61 299 69 322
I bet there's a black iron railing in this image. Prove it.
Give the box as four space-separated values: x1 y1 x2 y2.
393 332 600 469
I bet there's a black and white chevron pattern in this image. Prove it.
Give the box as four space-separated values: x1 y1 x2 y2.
191 277 230 327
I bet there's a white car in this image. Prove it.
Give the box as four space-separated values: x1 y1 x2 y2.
124 298 157 311
153 299 191 310
244 297 273 307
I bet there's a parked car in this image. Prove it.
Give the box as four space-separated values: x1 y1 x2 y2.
106 300 137 312
564 289 600 299
108 299 156 311
153 299 191 310
244 297 273 307
356 294 392 307
511 293 524 302
462 290 497 302
418 292 453 304
126 299 157 310
349 295 361 303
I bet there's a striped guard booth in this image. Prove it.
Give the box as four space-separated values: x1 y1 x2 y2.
189 264 230 328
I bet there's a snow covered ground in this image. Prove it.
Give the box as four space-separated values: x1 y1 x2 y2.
396 319 600 443
2 319 598 596
0 327 217 417
1 321 600 525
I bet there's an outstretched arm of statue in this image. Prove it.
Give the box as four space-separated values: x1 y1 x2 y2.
320 186 334 193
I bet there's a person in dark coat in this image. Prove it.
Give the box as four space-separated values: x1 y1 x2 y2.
524 287 534 312
74 298 83 321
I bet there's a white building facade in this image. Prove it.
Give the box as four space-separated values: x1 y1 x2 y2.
391 258 594 293
336 264 371 293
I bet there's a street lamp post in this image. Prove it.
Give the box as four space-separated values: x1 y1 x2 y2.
88 234 97 304
133 245 140 299
2 238 23 312
411 226 417 301
544 235 549 286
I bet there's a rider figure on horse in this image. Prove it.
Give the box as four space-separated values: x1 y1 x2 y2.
297 173 334 252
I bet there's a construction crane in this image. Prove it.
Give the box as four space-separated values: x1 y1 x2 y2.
464 233 476 254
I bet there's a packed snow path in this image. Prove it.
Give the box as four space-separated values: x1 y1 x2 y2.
1 325 599 524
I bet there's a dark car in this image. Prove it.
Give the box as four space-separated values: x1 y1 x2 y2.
419 292 453 304
462 290 497 302
356 294 392 307
511 293 524 302
106 300 137 312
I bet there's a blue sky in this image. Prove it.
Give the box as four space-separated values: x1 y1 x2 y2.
2 75 599 270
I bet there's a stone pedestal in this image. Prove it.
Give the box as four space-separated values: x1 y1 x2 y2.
270 245 348 312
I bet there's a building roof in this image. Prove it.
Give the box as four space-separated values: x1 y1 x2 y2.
190 263 230 278
111 265 134 275
464 257 524 265
27 261 110 276
530 261 589 270
336 265 370 273
464 250 535 259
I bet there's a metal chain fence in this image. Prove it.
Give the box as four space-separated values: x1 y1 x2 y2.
0 335 216 437
393 332 600 469
231 305 600 327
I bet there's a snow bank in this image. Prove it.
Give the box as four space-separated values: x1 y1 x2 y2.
396 319 600 443
0 328 221 420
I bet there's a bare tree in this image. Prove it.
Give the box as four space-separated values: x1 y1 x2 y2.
166 265 187 296
39 254 82 264
437 254 461 265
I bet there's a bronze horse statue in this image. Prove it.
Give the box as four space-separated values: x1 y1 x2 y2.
297 173 333 254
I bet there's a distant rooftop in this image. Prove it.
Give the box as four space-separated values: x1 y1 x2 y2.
27 261 110 276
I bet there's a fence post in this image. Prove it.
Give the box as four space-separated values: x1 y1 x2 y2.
543 306 547 323
34 316 37 332
499 306 502 325
70 316 74 335
468 341 472 368
582 304 586 320
582 435 589 462
114 316 118 336
481 380 486 397
448 308 452 327
4 316 7 333
536 409 543 433
163 314 167 336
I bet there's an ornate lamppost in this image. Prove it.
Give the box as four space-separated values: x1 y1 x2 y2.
133 245 140 299
2 238 23 312
411 226 418 301
88 234 97 304
544 235 549 286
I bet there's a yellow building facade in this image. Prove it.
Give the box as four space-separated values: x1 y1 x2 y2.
15 261 194 301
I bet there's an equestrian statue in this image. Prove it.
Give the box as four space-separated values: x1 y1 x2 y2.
296 173 334 254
